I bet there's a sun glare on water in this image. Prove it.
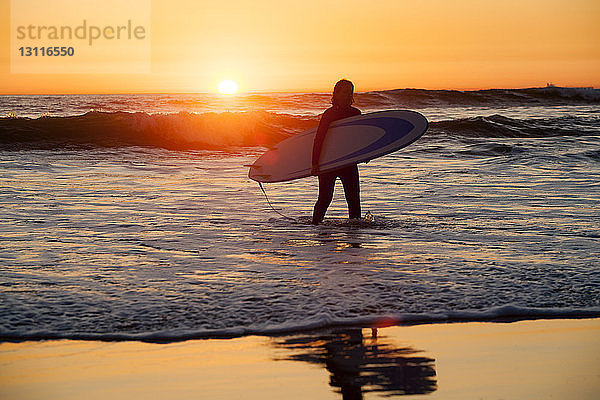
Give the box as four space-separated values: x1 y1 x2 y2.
218 80 239 95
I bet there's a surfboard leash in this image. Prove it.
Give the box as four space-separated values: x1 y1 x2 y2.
258 182 298 222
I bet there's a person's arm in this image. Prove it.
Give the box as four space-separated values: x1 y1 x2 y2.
311 107 361 174
311 109 332 175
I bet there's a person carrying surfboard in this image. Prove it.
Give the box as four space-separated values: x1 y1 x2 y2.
311 79 362 224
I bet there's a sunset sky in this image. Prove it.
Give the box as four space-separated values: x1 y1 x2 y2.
1 0 598 94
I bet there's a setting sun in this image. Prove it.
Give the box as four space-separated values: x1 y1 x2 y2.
218 80 239 95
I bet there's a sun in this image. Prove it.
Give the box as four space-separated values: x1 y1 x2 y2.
218 80 239 95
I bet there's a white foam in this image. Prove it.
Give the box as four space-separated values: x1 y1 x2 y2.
3 305 599 342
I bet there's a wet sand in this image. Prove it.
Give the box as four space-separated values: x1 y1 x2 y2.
1 318 598 400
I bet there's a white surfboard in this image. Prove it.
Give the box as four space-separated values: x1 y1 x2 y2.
248 110 428 183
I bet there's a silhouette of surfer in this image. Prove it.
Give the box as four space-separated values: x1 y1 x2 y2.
311 79 362 224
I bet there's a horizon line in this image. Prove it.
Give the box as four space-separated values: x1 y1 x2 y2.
1 85 598 96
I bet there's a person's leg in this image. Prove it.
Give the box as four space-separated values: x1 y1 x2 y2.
340 165 361 219
312 172 336 224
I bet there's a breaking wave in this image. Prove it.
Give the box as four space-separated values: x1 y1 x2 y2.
358 86 600 108
0 111 317 150
430 114 600 138
1 109 597 150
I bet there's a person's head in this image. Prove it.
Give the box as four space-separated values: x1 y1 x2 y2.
331 79 354 107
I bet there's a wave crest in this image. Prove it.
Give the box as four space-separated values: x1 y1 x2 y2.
430 114 599 138
1 110 597 150
358 87 600 108
0 111 317 150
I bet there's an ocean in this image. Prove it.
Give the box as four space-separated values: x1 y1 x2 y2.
1 87 599 341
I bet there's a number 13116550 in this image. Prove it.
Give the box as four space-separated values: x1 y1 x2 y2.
19 47 75 56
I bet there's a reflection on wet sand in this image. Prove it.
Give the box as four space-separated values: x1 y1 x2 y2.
272 328 437 399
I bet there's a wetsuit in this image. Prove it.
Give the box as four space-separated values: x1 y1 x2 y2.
311 104 362 224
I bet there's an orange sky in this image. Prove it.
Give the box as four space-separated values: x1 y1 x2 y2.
1 0 599 94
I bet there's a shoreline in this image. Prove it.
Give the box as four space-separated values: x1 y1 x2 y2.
3 309 600 343
1 318 598 399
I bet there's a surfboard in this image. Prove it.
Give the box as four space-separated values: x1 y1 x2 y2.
248 110 428 183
